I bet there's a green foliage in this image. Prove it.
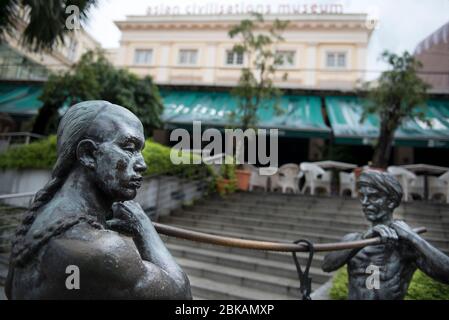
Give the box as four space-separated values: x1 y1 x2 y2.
0 135 57 169
33 50 163 136
329 267 349 300
406 270 449 300
142 141 213 179
329 267 449 300
228 13 289 129
0 0 97 52
0 137 213 181
360 50 430 168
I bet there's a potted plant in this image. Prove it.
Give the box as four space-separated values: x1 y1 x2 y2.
235 167 251 191
216 163 236 196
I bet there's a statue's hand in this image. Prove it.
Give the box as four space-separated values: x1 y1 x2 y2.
391 220 416 241
107 201 149 237
363 225 398 243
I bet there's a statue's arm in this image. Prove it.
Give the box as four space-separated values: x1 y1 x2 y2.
43 228 191 299
413 239 449 284
322 233 363 273
107 201 190 296
392 220 449 284
130 216 191 295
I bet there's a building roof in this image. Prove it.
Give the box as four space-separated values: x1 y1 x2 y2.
415 20 449 55
115 13 372 32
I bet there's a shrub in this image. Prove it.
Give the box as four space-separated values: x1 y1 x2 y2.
0 136 213 180
329 267 449 300
406 269 449 300
0 135 57 169
329 267 349 300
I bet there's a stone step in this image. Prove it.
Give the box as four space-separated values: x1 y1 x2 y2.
227 192 449 210
163 215 361 238
165 221 449 253
164 217 343 242
163 236 326 267
190 204 449 229
166 243 329 282
198 199 449 222
171 210 449 238
206 193 449 215
176 257 318 298
174 208 370 229
188 275 296 300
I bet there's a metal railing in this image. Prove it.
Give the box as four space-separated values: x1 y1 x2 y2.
0 132 45 153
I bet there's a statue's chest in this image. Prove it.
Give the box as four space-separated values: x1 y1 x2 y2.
349 244 402 276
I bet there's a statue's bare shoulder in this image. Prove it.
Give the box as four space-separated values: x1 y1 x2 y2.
40 221 177 299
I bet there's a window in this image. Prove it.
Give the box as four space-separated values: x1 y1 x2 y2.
134 49 153 65
178 49 198 65
326 52 347 68
275 50 296 68
225 50 244 66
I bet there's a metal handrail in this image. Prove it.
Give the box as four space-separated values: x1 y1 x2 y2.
0 133 45 139
0 192 35 200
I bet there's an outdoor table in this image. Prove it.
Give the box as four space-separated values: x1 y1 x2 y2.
401 164 449 201
312 161 358 196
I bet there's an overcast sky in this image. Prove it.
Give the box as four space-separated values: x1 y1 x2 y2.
85 0 449 79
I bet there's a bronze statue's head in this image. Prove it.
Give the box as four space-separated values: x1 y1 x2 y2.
52 100 147 203
357 170 403 223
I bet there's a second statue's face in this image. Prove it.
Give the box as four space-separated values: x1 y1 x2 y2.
89 107 148 202
358 185 392 223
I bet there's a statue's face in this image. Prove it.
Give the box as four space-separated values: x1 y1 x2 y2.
89 107 147 202
358 185 392 223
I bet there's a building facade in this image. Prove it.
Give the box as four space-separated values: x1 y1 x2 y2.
112 13 373 90
0 8 100 134
0 7 100 82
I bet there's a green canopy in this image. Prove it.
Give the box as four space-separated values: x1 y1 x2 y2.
0 83 43 115
161 90 331 138
326 96 449 148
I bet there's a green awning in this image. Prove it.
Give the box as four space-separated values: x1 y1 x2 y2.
326 96 449 148
161 90 331 138
0 83 44 115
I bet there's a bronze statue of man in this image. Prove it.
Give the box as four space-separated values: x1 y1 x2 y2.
322 170 449 300
5 101 192 299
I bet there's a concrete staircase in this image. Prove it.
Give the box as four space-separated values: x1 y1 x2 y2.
159 192 449 300
1 192 448 300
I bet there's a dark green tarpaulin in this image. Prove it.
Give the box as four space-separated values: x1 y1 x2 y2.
0 83 43 115
161 90 331 138
326 96 449 148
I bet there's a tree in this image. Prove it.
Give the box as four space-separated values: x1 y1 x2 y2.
361 51 430 168
228 13 290 131
32 50 163 135
0 0 97 51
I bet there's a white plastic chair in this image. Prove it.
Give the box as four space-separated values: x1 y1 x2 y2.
387 166 417 202
339 171 356 198
409 175 425 200
243 164 269 192
439 171 449 203
272 163 300 194
300 162 331 196
428 173 448 201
